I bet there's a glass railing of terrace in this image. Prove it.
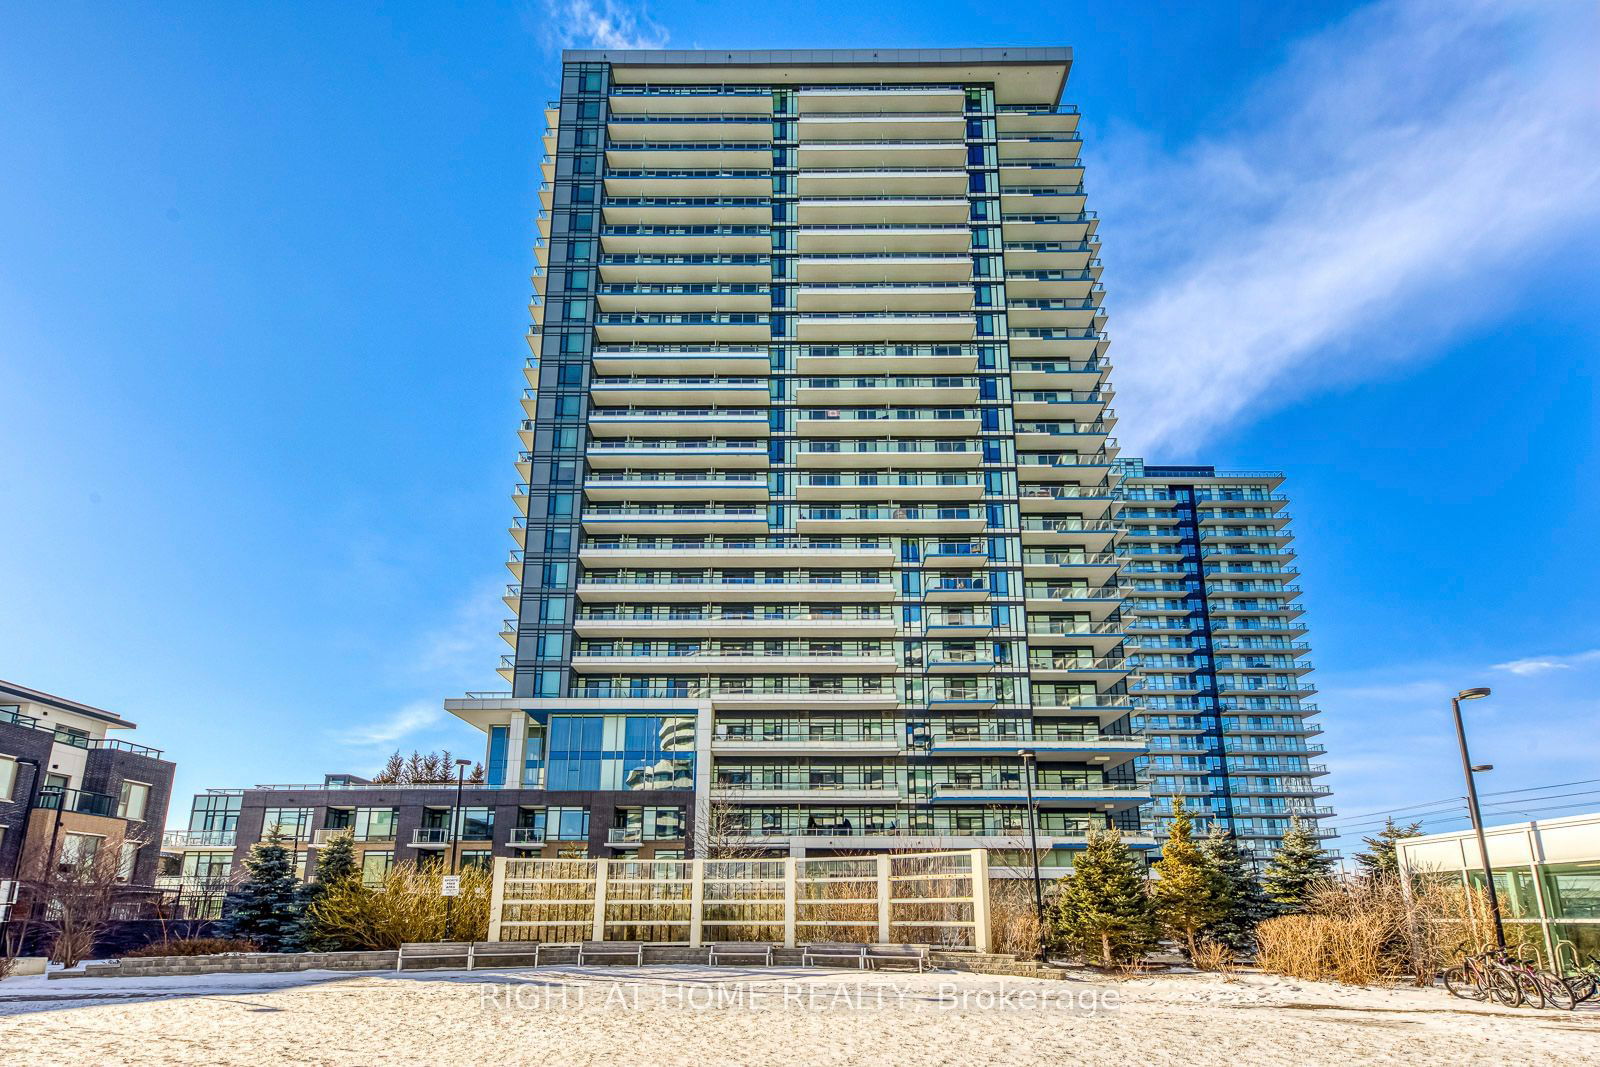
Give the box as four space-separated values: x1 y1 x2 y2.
714 770 901 792
597 283 770 296
594 313 769 326
1020 517 1120 534
800 409 972 425
580 640 889 659
580 571 888 586
1026 619 1126 637
798 473 981 490
578 605 894 623
584 536 892 552
604 143 773 153
1011 358 1109 374
714 719 899 742
799 375 977 390
1028 653 1126 671
800 505 981 521
571 679 897 699
581 505 767 519
1015 421 1113 436
797 439 979 457
37 787 118 818
599 253 769 267
585 473 768 485
1016 454 1114 470
586 439 768 453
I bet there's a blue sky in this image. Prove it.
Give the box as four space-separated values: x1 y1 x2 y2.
2 1 1597 856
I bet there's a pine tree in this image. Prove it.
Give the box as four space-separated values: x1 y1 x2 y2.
218 830 306 952
1198 824 1271 955
300 831 362 951
1048 827 1159 967
1260 817 1335 914
1150 806 1227 960
1354 818 1423 882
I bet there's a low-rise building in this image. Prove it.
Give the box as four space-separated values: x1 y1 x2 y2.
0 679 175 923
1396 813 1600 968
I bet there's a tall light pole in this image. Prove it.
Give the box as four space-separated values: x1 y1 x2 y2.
1017 749 1045 960
1450 687 1505 950
443 758 472 941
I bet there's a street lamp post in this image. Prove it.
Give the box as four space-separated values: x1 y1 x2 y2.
1017 749 1045 960
1450 687 1505 951
443 758 472 941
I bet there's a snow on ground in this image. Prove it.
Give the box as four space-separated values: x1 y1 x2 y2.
2 964 1597 1066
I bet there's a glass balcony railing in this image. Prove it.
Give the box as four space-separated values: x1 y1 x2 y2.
37 787 118 818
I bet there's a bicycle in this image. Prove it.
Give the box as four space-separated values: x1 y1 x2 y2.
1442 946 1521 1006
1560 954 1600 1004
1503 945 1580 1011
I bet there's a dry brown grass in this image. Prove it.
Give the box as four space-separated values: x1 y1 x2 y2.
986 877 1044 957
1255 877 1521 986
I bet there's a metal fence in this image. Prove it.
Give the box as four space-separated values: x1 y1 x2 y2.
488 850 990 950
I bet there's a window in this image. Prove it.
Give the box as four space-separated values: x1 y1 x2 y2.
118 781 150 821
189 792 242 833
262 807 315 841
0 757 15 802
460 850 493 871
60 832 102 869
361 851 394 888
119 841 139 882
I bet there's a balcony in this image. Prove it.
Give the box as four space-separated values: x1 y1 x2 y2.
161 830 237 850
579 538 894 568
796 472 982 501
590 346 769 378
598 252 770 283
795 375 978 405
795 408 979 438
608 88 773 116
585 439 770 470
797 140 966 168
709 682 900 710
575 577 896 604
601 196 770 227
795 252 974 284
604 114 773 142
929 780 1147 807
410 828 450 849
795 311 977 343
604 142 771 169
596 281 769 312
600 224 770 254
586 408 770 438
508 826 548 847
712 730 902 757
582 472 769 501
925 732 1143 764
37 787 118 819
593 313 770 344
795 167 967 197
312 827 395 845
796 195 970 225
581 506 769 534
796 111 965 141
795 438 980 469
713 780 903 803
575 607 896 639
574 651 898 675
795 281 973 312
797 504 985 534
923 576 991 602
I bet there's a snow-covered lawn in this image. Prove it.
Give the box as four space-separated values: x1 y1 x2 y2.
2 964 1597 1065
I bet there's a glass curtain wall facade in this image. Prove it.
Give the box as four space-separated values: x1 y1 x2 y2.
1119 462 1332 862
506 48 1147 858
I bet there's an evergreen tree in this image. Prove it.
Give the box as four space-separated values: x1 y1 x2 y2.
1354 818 1423 882
1198 824 1271 955
1260 817 1335 914
1150 806 1227 960
299 831 362 951
217 830 306 952
1048 827 1159 967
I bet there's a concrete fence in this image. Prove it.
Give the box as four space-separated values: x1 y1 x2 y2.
57 950 399 980
489 849 990 950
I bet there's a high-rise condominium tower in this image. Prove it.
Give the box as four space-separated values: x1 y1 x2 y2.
1119 462 1331 862
500 47 1148 864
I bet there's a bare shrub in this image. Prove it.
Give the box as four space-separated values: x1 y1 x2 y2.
1190 937 1235 977
987 877 1044 957
124 937 260 958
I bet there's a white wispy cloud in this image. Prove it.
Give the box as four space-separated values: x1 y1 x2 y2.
535 0 668 50
1100 0 1600 453
1492 648 1600 677
334 701 444 747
